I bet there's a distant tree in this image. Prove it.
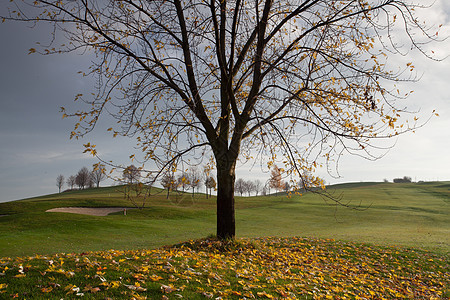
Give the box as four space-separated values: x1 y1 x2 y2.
123 165 140 184
161 172 177 199
393 176 412 183
91 167 106 188
262 186 267 196
269 165 284 195
66 175 76 190
87 175 95 188
177 173 189 192
187 168 201 196
203 164 216 199
283 182 291 193
205 176 217 198
254 180 262 196
245 180 255 196
204 176 210 199
235 178 245 196
75 167 91 189
56 174 64 193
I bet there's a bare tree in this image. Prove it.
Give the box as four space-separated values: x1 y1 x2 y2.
283 182 291 194
123 165 140 184
6 0 439 239
202 165 216 199
249 181 256 196
235 178 245 196
56 174 64 193
205 176 217 198
244 180 255 197
262 186 268 196
254 180 262 196
161 171 177 199
66 175 76 190
187 168 201 196
177 173 189 193
75 167 91 189
91 167 106 188
204 176 210 199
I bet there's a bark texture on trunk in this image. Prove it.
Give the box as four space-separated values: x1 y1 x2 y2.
216 161 236 239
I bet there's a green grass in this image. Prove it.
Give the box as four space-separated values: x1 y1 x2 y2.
237 182 450 254
0 182 449 299
0 182 449 257
0 237 448 299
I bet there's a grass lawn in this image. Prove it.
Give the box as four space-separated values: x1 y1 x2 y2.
0 182 449 298
0 237 448 299
0 182 449 257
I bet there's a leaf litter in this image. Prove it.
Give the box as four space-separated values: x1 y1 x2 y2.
0 237 448 299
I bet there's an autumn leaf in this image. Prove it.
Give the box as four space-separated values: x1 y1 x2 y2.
83 285 101 293
131 291 148 300
161 284 176 293
124 284 147 292
149 274 163 281
257 291 274 298
41 286 53 293
201 292 213 298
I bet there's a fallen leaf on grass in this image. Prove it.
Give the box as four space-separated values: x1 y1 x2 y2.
149 274 163 281
257 291 274 299
41 287 53 293
131 291 147 300
83 285 101 293
65 284 85 296
201 291 213 298
124 284 147 292
161 284 176 293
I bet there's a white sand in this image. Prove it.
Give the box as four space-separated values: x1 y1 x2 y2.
46 207 134 216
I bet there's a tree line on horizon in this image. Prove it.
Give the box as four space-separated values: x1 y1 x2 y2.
56 163 293 198
56 166 106 193
152 163 301 199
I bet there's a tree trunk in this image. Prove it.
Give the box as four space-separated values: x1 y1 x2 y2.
216 163 236 239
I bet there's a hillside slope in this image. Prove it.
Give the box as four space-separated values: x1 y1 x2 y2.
0 182 449 256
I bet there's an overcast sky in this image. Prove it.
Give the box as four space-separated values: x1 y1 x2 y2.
1 1 450 203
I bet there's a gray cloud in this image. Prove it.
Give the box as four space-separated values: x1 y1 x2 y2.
1 3 449 202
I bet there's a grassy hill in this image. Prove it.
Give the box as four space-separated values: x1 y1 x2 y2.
0 182 449 299
0 181 449 257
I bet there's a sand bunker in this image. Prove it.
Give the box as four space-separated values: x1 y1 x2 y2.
46 207 133 216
